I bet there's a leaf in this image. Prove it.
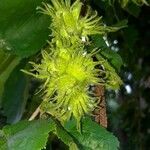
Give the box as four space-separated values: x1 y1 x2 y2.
0 51 20 106
100 49 123 72
55 122 79 150
0 0 51 58
124 2 141 17
106 19 128 31
1 60 29 123
65 117 119 150
0 119 55 150
90 35 123 72
0 131 7 150
111 20 128 29
123 26 138 48
90 34 106 49
96 54 123 90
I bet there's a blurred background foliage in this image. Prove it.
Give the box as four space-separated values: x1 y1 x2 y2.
0 0 150 149
88 0 150 149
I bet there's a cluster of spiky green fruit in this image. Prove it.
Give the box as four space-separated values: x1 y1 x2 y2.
24 0 122 127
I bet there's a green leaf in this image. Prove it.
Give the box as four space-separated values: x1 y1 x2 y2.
90 35 123 72
123 26 138 48
96 54 123 90
100 49 123 72
55 122 79 150
0 119 55 150
111 20 128 29
0 131 7 150
65 117 119 150
1 60 29 123
0 0 51 58
0 51 20 106
124 3 141 17
90 34 106 49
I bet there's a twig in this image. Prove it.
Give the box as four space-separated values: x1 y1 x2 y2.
29 106 40 121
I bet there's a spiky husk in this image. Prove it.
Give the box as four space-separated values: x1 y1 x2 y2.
39 0 119 47
23 0 123 128
28 49 103 124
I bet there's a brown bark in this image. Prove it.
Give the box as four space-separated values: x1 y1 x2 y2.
94 85 107 128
